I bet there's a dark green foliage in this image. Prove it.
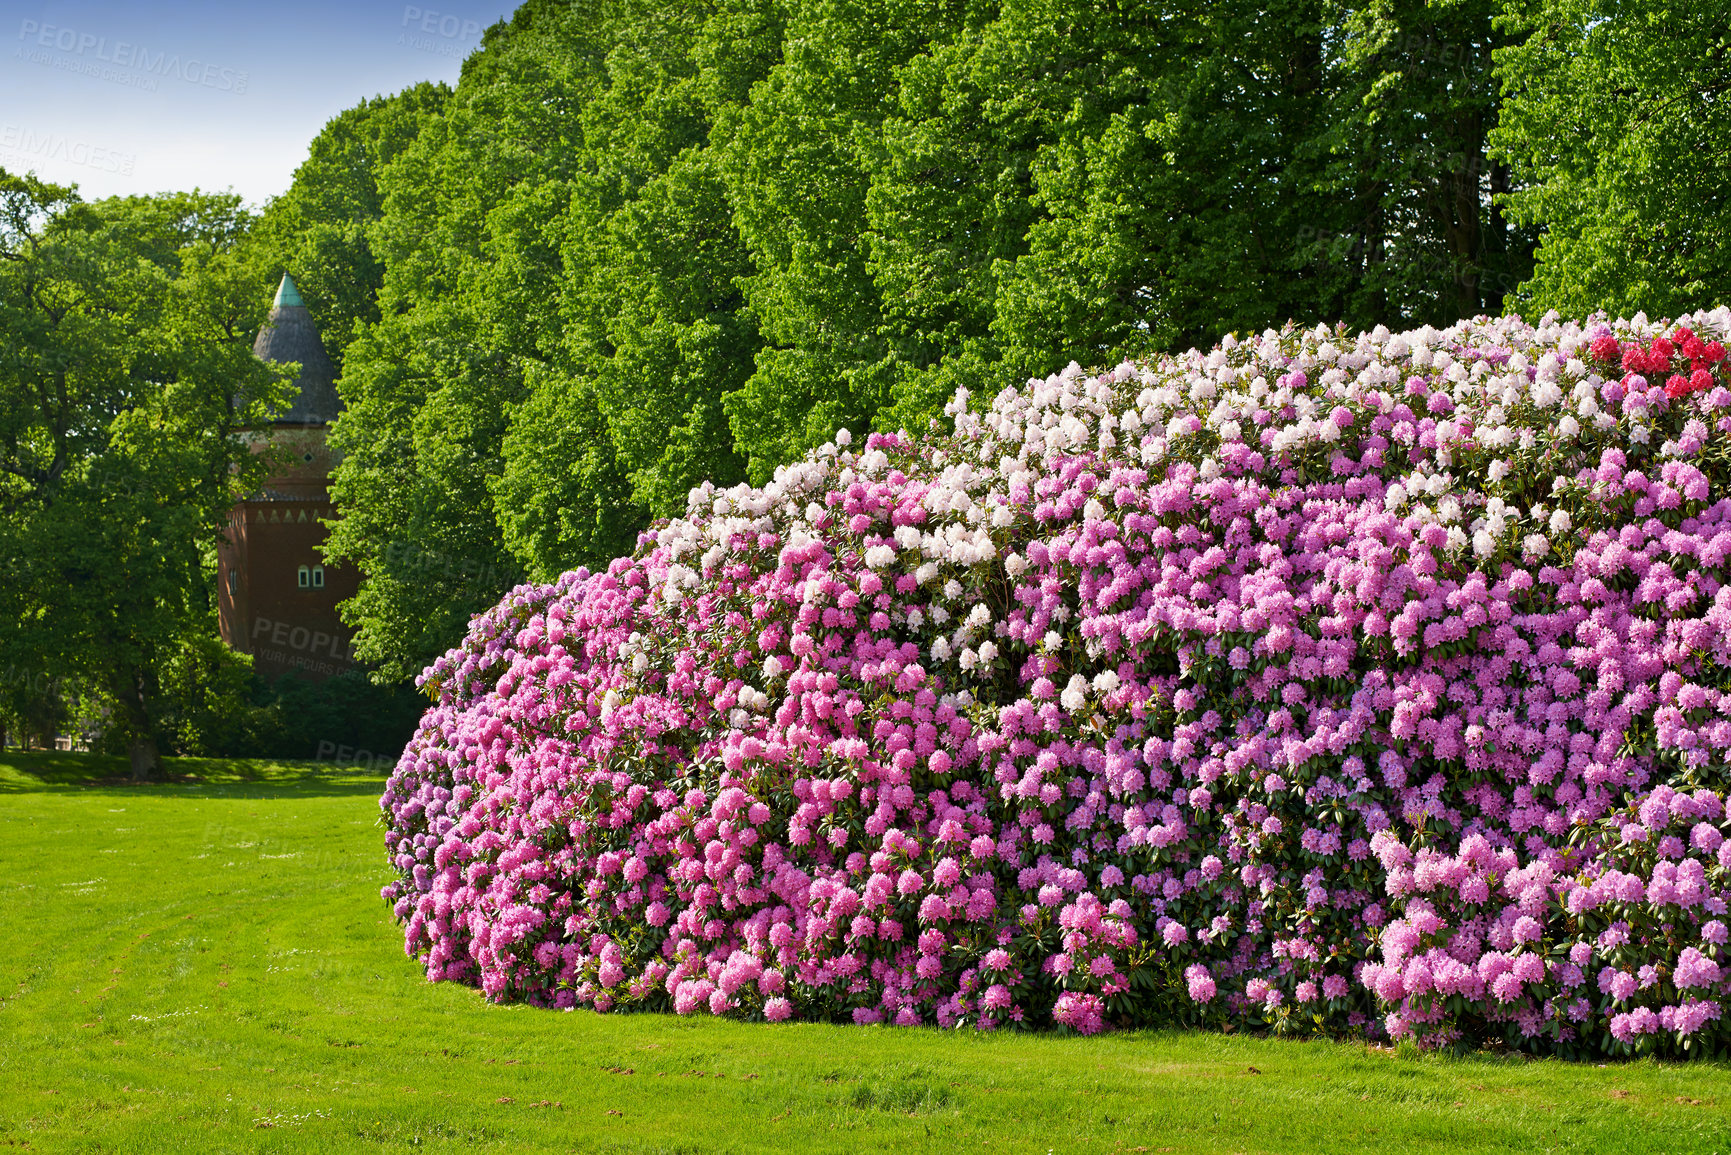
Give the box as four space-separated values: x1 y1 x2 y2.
0 663 74 751
1311 0 1536 325
238 671 426 763
69 646 424 763
145 633 260 758
0 170 295 777
120 641 422 764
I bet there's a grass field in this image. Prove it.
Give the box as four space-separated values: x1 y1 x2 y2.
2 752 1729 1154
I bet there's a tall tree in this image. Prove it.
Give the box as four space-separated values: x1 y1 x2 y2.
1492 0 1731 317
538 0 777 519
0 171 293 777
331 0 785 681
715 0 965 480
860 0 1340 427
326 2 615 682
242 82 453 371
1314 0 1535 325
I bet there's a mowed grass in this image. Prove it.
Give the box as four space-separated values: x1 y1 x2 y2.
2 753 1729 1154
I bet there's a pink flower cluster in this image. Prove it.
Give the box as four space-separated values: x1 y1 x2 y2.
382 307 1731 1054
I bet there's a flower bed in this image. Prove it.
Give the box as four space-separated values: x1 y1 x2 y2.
382 307 1731 1056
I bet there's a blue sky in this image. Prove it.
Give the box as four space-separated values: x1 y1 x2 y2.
1 0 518 206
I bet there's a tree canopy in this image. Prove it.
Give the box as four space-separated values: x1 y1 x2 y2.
15 0 1715 698
1490 0 1731 319
314 0 1576 681
0 170 294 775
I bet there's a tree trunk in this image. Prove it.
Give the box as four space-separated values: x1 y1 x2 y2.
129 734 160 781
1446 109 1485 321
116 665 160 781
1486 157 1516 306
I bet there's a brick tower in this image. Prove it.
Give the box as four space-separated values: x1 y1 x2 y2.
216 274 360 681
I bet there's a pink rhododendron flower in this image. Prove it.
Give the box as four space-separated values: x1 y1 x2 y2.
379 310 1731 1055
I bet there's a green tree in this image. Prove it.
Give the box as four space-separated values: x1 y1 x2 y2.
1312 0 1536 325
325 2 611 681
1492 0 1731 317
0 171 293 777
331 0 783 676
321 0 1550 679
542 0 776 519
715 0 962 480
242 82 452 372
729 0 1535 447
861 0 1337 423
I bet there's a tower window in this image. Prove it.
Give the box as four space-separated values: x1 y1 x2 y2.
227 568 238 594
311 565 325 589
297 564 310 589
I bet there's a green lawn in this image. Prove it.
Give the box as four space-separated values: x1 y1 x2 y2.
2 752 1729 1154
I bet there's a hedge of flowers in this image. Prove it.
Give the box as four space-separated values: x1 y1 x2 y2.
382 307 1731 1057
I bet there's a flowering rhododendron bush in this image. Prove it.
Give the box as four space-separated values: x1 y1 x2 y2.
382 308 1731 1057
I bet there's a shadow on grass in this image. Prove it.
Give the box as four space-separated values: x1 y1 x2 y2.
0 749 390 799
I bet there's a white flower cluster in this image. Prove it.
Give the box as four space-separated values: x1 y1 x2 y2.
638 306 1731 631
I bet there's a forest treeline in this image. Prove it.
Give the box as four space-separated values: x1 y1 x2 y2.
2 0 1725 761
278 0 1727 682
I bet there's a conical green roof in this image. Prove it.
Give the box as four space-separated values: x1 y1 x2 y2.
253 272 340 425
273 273 304 308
